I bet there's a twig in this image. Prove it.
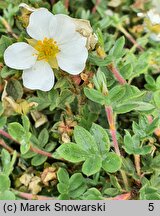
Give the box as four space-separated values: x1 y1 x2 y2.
30 146 52 158
64 0 69 10
12 190 55 200
105 192 131 200
105 106 120 156
105 105 129 191
0 139 14 153
118 25 144 52
134 154 141 176
108 63 126 85
0 129 19 143
92 0 101 14
0 130 53 158
0 17 18 39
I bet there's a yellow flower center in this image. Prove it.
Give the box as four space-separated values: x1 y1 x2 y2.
27 37 60 69
34 37 59 60
145 18 160 34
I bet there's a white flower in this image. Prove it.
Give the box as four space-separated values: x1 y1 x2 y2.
138 9 160 42
147 9 160 25
4 8 88 91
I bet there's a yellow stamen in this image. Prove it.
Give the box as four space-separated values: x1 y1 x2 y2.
33 37 60 68
145 18 160 34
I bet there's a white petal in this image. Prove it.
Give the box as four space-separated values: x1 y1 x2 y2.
22 61 54 91
50 14 77 44
147 9 160 24
57 35 88 74
4 42 37 70
27 8 56 40
150 33 160 41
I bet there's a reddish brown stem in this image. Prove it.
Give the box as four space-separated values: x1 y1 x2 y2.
64 0 69 9
105 192 131 200
0 139 14 153
108 64 126 85
13 190 54 200
0 130 53 158
71 75 81 85
134 154 141 176
105 105 129 190
118 26 144 52
30 146 52 158
0 129 18 143
105 106 120 156
92 0 101 13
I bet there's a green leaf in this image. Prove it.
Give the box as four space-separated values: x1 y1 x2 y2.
38 128 49 147
145 74 156 86
69 173 87 198
29 91 51 111
69 173 85 191
114 102 154 114
6 79 23 100
0 102 4 116
109 85 126 103
90 123 110 156
0 174 10 192
83 188 103 200
89 53 112 66
151 154 160 169
8 122 31 154
109 36 125 59
20 143 31 155
109 175 122 190
57 168 69 184
134 102 155 112
56 143 87 163
74 126 98 152
93 70 107 94
104 188 120 196
58 194 70 200
0 35 13 57
0 190 15 200
84 88 107 105
124 131 152 155
0 1 8 9
0 66 17 78
118 85 145 103
57 183 69 194
120 64 133 80
82 155 102 176
114 103 138 114
0 116 7 128
8 122 25 141
31 155 47 166
124 131 137 155
146 117 159 135
49 90 59 111
22 115 30 132
154 90 160 108
69 183 87 199
102 152 122 173
52 1 68 15
54 78 70 90
58 90 75 108
1 149 14 176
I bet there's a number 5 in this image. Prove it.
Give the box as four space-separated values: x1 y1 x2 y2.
148 203 154 211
